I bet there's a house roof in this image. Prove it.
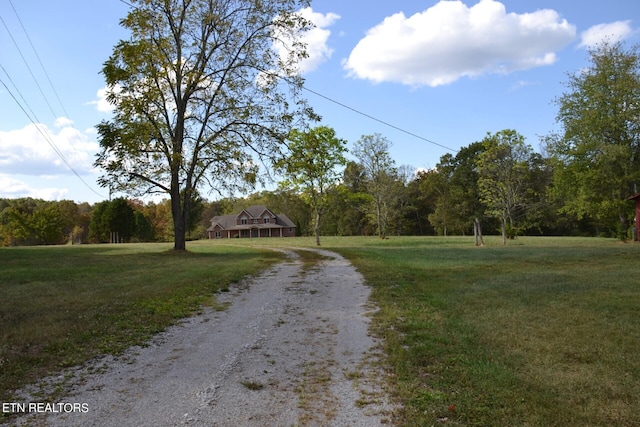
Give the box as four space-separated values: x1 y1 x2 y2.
207 205 296 231
208 215 238 230
275 213 296 228
240 205 271 218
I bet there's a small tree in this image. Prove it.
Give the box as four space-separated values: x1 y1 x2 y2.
89 198 136 243
133 211 154 242
31 204 65 245
276 126 347 245
476 130 533 244
353 134 397 239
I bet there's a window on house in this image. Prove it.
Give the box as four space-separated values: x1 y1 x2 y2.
264 217 270 224
214 231 221 238
241 217 247 225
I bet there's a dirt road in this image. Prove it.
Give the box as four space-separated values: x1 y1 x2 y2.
6 248 393 426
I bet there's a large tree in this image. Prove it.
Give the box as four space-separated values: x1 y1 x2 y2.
275 126 347 246
548 41 640 237
329 162 371 236
95 0 316 251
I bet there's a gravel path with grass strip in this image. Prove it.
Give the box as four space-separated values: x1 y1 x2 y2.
6 248 393 426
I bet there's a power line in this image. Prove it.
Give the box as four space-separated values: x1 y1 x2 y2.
2 0 450 201
302 85 458 153
0 14 58 120
117 0 135 8
1 5 106 200
0 65 106 199
7 0 69 118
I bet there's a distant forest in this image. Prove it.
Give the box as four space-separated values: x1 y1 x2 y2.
1 148 637 247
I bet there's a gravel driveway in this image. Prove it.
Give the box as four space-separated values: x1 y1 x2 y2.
5 248 393 426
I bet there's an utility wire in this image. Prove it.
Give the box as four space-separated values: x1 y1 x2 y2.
0 14 58 120
117 0 134 8
0 65 106 199
302 85 458 153
1 0 448 202
1 5 106 199
7 0 69 118
0 65 69 162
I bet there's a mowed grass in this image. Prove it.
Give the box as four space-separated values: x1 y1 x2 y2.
2 236 640 426
324 236 640 426
0 242 283 404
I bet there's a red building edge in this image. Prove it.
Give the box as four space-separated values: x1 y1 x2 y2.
628 194 640 242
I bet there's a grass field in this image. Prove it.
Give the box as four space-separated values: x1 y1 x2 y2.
0 243 283 406
329 236 640 426
2 236 640 426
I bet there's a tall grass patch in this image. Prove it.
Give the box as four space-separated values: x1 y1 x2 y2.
329 237 640 426
0 242 282 403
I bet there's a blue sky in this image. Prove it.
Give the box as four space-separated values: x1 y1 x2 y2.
1 0 638 203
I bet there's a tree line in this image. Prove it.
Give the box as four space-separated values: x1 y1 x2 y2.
0 195 212 246
2 40 638 246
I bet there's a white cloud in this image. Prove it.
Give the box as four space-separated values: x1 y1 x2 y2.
0 122 99 176
274 7 340 74
343 0 576 87
579 21 634 48
0 174 69 200
88 85 121 113
54 117 74 128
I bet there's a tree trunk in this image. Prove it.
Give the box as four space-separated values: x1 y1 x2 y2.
171 187 187 251
314 209 321 246
376 199 384 239
619 212 628 241
415 210 423 235
172 212 187 251
474 218 485 246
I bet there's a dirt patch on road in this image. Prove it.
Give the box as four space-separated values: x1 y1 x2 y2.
4 248 394 426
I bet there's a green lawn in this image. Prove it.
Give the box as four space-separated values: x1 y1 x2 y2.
324 236 640 426
0 242 283 405
2 236 640 426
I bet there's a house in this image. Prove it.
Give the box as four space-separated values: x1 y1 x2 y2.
207 205 296 239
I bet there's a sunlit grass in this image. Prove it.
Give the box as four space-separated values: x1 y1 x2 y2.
208 235 640 424
2 235 640 426
0 242 283 405
323 236 640 426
